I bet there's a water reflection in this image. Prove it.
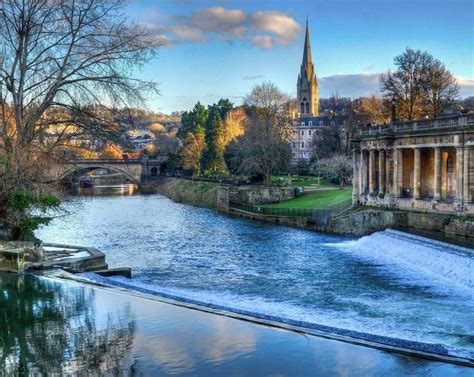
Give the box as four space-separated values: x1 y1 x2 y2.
0 273 470 376
75 184 138 196
0 273 135 375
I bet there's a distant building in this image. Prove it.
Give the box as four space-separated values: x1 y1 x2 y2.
290 18 348 163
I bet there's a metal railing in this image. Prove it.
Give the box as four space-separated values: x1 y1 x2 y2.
228 200 352 222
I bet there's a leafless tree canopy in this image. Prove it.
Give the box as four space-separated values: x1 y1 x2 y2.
228 82 292 184
380 48 459 120
0 0 162 183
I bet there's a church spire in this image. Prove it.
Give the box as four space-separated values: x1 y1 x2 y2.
297 16 319 117
302 15 313 69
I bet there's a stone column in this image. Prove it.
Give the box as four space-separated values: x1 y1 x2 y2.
359 150 365 194
385 150 391 193
369 150 375 194
414 148 421 199
463 147 470 203
392 148 398 196
378 149 385 194
455 146 464 203
352 148 359 204
434 147 441 201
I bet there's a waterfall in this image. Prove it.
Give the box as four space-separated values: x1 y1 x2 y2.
326 229 474 293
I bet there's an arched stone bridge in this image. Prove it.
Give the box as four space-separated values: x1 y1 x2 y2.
51 157 168 185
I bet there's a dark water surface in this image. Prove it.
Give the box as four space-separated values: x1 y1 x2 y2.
0 273 471 376
34 195 474 363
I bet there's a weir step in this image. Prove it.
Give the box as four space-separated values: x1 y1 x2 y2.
95 267 132 278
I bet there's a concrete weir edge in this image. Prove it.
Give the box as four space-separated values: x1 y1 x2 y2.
43 271 474 368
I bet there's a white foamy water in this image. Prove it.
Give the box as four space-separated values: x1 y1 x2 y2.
325 229 474 294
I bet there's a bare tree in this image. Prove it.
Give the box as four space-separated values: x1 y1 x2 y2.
380 48 431 120
229 82 292 184
380 48 459 120
422 59 459 117
181 132 206 176
353 96 391 125
222 107 246 146
0 0 162 239
312 154 352 189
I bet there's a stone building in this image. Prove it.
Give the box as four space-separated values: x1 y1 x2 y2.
352 114 474 213
290 18 348 163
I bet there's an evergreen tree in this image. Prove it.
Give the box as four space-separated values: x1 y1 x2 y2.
203 105 226 172
216 98 234 119
178 102 208 139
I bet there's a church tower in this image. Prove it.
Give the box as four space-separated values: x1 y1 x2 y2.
297 18 319 117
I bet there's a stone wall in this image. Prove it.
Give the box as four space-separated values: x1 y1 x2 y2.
228 204 474 240
327 208 474 239
224 185 295 205
325 209 403 236
444 217 474 237
144 178 294 210
141 178 220 208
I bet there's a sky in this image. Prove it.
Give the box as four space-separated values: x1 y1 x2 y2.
126 0 474 113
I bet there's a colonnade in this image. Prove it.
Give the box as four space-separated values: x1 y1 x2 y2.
355 145 471 203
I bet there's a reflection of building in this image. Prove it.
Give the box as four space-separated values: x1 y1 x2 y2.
291 19 347 163
352 114 474 213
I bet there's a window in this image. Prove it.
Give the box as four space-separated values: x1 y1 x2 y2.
319 120 323 126
301 121 305 126
301 130 304 135
301 97 309 114
301 141 304 148
292 142 296 148
309 121 312 126
309 130 312 135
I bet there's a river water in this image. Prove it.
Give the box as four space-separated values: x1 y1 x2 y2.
36 194 474 361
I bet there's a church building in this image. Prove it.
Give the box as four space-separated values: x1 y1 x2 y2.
291 18 348 163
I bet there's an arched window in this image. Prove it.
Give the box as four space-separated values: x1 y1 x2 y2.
305 102 309 114
300 98 308 114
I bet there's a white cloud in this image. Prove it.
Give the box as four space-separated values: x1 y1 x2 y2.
177 7 247 38
318 73 474 98
319 73 381 97
141 7 302 49
250 11 302 45
169 26 207 42
456 76 474 98
252 35 273 49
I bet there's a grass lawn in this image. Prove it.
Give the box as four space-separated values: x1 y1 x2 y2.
263 188 353 209
271 176 334 188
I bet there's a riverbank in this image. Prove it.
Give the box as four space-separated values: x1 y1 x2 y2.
142 178 474 241
141 178 220 208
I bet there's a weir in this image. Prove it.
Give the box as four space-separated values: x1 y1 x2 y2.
36 195 474 367
325 229 474 293
73 228 474 366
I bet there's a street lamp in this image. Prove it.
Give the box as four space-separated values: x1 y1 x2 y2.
391 96 397 123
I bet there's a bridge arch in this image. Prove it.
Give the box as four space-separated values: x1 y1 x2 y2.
59 164 142 185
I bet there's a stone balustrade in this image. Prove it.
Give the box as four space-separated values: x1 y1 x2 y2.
358 114 474 137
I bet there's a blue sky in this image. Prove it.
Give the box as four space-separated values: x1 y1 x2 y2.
128 0 474 113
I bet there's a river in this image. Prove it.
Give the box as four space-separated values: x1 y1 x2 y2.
34 193 474 363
